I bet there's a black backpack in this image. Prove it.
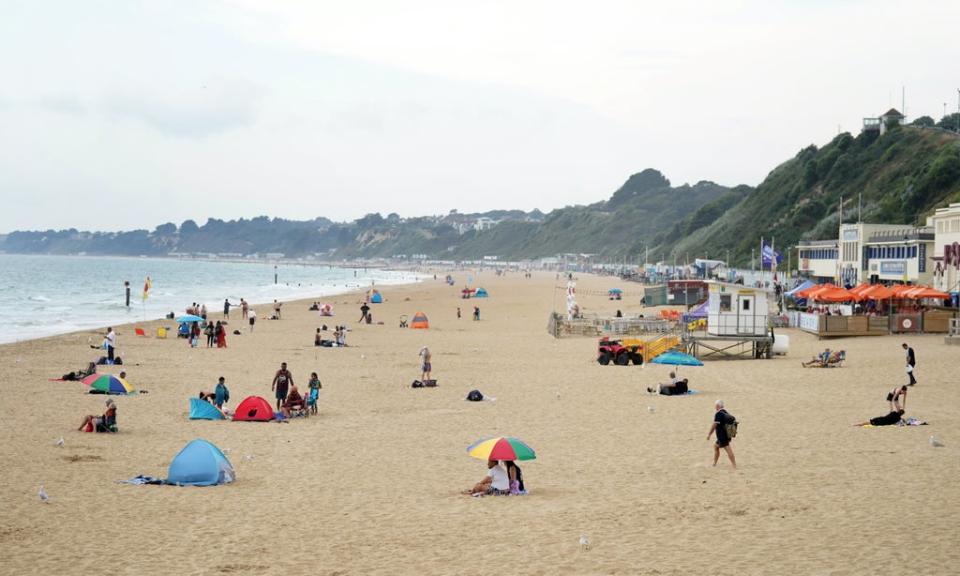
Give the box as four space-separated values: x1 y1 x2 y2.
725 412 738 438
466 390 483 402
411 380 424 388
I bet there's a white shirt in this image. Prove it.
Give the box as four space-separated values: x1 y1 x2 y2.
487 465 509 491
249 310 256 319
105 330 116 346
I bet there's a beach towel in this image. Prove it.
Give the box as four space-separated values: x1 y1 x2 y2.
116 475 165 485
897 417 928 426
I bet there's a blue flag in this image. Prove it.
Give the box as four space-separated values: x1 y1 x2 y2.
761 240 782 269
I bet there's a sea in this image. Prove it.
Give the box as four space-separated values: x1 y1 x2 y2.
0 254 424 344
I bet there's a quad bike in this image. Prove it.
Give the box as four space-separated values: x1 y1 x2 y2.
597 337 644 365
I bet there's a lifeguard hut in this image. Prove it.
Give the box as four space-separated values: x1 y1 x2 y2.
683 281 773 359
707 282 768 336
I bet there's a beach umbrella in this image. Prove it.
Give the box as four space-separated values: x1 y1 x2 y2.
650 351 703 367
608 288 622 294
467 437 537 461
82 374 135 395
176 315 204 323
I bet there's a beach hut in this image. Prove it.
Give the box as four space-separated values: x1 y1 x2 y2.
475 288 489 298
189 398 225 420
410 312 430 329
706 281 769 336
232 396 274 422
166 439 235 486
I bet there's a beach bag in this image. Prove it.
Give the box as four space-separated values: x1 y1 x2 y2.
725 413 738 439
411 380 424 388
466 390 483 402
424 379 437 388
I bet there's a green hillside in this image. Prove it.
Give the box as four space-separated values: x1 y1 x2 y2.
663 126 960 266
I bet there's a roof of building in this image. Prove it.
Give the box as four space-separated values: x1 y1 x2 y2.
881 108 904 118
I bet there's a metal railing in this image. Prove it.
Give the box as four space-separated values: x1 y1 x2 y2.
547 312 674 338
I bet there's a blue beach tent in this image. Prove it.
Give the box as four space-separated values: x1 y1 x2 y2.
189 398 225 420
474 288 489 298
370 290 383 303
166 439 235 486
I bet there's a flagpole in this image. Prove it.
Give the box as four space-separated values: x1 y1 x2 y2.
760 236 764 287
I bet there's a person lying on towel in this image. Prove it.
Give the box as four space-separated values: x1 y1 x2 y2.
854 387 906 427
647 372 689 396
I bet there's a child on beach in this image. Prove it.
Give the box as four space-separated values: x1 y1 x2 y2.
307 372 321 414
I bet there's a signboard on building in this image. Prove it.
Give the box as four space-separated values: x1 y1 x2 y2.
842 229 859 241
880 261 906 275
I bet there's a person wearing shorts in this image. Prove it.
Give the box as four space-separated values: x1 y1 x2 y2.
707 399 737 469
248 309 256 332
272 362 293 410
419 346 432 382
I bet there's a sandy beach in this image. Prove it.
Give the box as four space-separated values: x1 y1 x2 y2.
2 271 959 576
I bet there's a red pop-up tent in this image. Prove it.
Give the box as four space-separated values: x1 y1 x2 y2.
232 396 274 422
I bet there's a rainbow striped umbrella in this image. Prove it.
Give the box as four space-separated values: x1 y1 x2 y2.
82 374 135 395
467 437 536 461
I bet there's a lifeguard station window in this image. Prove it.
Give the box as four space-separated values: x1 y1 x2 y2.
720 294 731 312
742 299 750 311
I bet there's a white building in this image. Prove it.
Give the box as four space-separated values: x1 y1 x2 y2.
706 281 769 337
474 217 498 231
797 240 839 282
930 202 960 294
863 226 934 284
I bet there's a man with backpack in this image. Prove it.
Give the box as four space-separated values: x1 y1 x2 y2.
707 399 737 469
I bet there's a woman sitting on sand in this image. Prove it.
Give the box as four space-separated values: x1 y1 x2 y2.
505 461 525 495
78 399 117 433
854 387 906 427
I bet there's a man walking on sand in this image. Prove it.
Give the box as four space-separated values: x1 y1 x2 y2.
902 342 917 386
707 400 737 469
272 362 293 410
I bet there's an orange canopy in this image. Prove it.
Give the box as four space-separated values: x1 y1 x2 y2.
812 286 857 302
905 286 950 299
797 283 836 299
848 283 872 296
861 284 894 300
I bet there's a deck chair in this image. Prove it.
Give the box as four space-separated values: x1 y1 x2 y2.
399 315 408 328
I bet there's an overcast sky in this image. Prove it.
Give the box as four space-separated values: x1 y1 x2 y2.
2 0 959 232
